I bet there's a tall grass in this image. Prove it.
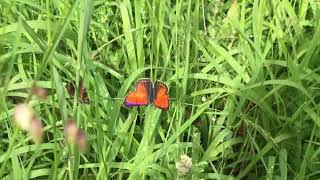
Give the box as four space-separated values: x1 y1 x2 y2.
0 0 320 179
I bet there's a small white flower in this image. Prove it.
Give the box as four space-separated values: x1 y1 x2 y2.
176 154 192 175
201 96 207 102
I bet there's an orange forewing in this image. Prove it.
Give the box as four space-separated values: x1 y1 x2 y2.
123 79 150 106
153 81 170 110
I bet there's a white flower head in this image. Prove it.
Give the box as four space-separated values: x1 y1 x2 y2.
176 154 192 175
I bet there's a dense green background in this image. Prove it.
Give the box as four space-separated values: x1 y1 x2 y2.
1 0 320 179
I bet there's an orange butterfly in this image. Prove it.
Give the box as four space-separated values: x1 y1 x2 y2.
123 78 170 110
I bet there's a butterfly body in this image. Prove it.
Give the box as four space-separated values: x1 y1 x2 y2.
124 78 170 110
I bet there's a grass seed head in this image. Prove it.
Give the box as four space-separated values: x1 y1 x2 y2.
31 86 48 100
14 103 34 131
30 117 43 143
64 119 87 151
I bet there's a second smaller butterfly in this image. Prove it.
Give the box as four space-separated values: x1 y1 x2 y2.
65 80 89 104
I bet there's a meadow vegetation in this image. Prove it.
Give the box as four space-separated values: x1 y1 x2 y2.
1 0 320 179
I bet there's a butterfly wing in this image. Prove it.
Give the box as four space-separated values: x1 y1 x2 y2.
124 79 151 107
65 81 89 104
153 80 170 110
65 83 75 96
79 81 89 104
